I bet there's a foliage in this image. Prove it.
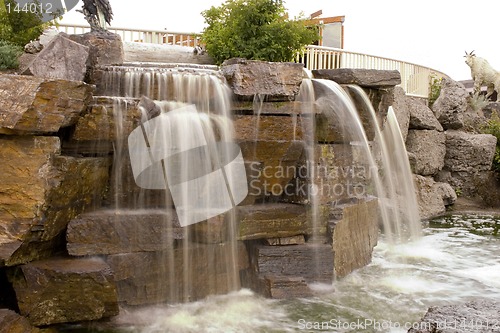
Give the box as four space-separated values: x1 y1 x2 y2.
428 74 442 107
482 112 500 175
201 0 319 65
0 0 55 47
468 92 490 112
0 39 22 69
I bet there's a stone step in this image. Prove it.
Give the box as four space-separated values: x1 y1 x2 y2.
67 209 183 256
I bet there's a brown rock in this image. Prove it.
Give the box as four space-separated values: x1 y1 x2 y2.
231 101 303 115
233 114 303 141
221 58 305 101
248 243 334 283
23 34 89 82
240 271 313 299
68 32 124 68
9 257 119 326
239 140 304 199
106 242 243 305
0 136 109 266
71 97 141 143
0 309 40 333
236 204 311 240
265 235 306 246
67 209 183 256
0 74 93 133
330 197 379 278
312 69 401 87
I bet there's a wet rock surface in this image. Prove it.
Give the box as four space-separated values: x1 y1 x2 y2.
67 210 183 256
330 197 379 278
0 309 40 333
9 257 119 326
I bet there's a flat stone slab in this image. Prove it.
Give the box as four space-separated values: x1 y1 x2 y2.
67 209 183 256
221 58 305 101
312 68 401 87
9 257 119 326
250 243 334 283
236 204 311 240
408 299 500 333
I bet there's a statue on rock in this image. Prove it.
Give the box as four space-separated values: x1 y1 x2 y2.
464 51 500 102
80 0 114 32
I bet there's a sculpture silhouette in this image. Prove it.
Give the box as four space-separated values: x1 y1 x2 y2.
81 0 113 32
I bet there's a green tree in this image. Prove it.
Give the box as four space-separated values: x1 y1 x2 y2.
201 0 318 65
0 0 54 47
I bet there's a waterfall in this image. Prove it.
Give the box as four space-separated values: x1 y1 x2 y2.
106 64 242 302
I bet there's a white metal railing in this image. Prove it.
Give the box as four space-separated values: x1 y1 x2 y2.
57 24 201 47
297 45 448 98
57 24 447 98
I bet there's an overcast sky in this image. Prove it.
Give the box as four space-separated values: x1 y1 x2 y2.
61 0 499 81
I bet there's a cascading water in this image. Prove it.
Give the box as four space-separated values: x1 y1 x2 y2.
345 85 421 242
104 63 242 303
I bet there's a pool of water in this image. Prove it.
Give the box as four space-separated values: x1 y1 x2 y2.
62 215 500 333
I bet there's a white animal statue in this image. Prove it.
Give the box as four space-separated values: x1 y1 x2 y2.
464 51 500 102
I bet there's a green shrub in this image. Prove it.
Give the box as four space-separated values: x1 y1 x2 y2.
201 0 319 65
0 0 54 47
0 40 22 70
428 74 442 107
482 112 500 175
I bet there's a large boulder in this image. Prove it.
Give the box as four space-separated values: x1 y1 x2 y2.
406 130 446 176
0 136 109 266
434 130 498 203
444 130 497 173
408 299 500 333
432 78 468 129
221 58 304 101
0 74 93 134
23 34 89 82
408 99 443 131
413 175 457 219
9 257 119 326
